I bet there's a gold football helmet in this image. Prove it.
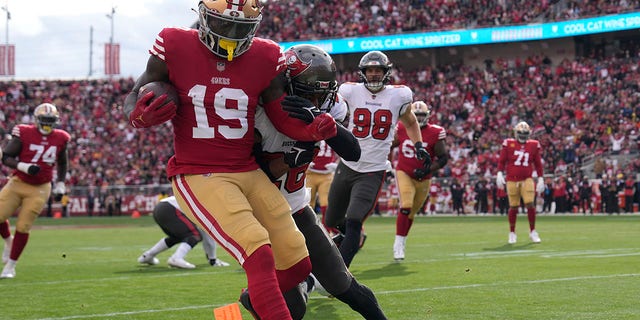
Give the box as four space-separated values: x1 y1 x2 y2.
34 103 60 135
513 121 531 143
197 0 263 61
412 101 431 127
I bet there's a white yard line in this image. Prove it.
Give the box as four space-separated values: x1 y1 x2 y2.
33 273 640 320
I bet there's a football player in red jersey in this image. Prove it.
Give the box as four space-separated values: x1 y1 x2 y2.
496 122 545 244
0 103 70 279
392 101 448 261
122 2 338 319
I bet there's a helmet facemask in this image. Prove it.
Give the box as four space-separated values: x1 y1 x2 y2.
197 0 262 61
358 51 392 93
412 101 431 127
34 103 60 135
514 121 531 143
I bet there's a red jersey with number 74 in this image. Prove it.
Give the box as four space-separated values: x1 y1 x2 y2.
12 124 70 185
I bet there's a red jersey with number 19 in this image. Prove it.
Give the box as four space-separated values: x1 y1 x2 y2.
150 27 287 177
497 138 543 181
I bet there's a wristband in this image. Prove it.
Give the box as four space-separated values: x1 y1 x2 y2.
17 162 31 174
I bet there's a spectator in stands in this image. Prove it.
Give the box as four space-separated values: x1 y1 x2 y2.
578 178 593 214
474 177 489 215
623 174 636 213
553 176 568 213
450 178 465 215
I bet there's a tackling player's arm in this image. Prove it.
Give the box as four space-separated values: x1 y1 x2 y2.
262 73 337 142
324 124 360 161
252 130 295 182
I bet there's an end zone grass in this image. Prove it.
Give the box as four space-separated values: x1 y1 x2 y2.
1 214 638 319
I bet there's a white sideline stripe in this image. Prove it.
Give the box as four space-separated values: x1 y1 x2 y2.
35 305 217 320
33 273 639 320
372 273 640 295
7 270 240 287
15 248 640 288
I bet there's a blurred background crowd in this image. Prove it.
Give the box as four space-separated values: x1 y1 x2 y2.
1 0 639 215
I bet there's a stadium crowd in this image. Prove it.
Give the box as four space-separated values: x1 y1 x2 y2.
259 0 640 42
1 49 639 193
1 2 639 214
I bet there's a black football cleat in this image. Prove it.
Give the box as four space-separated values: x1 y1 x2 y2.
239 288 260 320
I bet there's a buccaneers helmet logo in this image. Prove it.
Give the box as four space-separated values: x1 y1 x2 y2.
285 51 311 78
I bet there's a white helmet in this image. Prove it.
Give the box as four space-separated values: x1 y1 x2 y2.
513 121 530 143
34 103 60 135
412 101 431 127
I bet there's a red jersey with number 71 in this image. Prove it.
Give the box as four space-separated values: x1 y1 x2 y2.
497 138 543 181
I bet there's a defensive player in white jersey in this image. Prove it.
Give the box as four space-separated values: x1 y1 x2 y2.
241 44 387 320
324 51 432 267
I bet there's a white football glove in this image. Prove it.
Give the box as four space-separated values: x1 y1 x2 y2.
496 171 505 188
325 162 338 173
536 177 545 193
53 181 66 195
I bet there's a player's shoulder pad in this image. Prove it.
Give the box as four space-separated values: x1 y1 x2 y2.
152 27 196 60
395 85 413 103
430 124 447 139
11 124 30 137
528 139 541 148
502 138 516 146
251 37 286 72
53 128 72 141
330 93 348 123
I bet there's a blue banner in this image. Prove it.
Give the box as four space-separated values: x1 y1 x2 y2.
280 12 640 54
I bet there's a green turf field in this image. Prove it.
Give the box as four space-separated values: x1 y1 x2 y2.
1 214 638 320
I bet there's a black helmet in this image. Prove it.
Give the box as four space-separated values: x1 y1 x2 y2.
284 44 338 113
358 50 392 92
